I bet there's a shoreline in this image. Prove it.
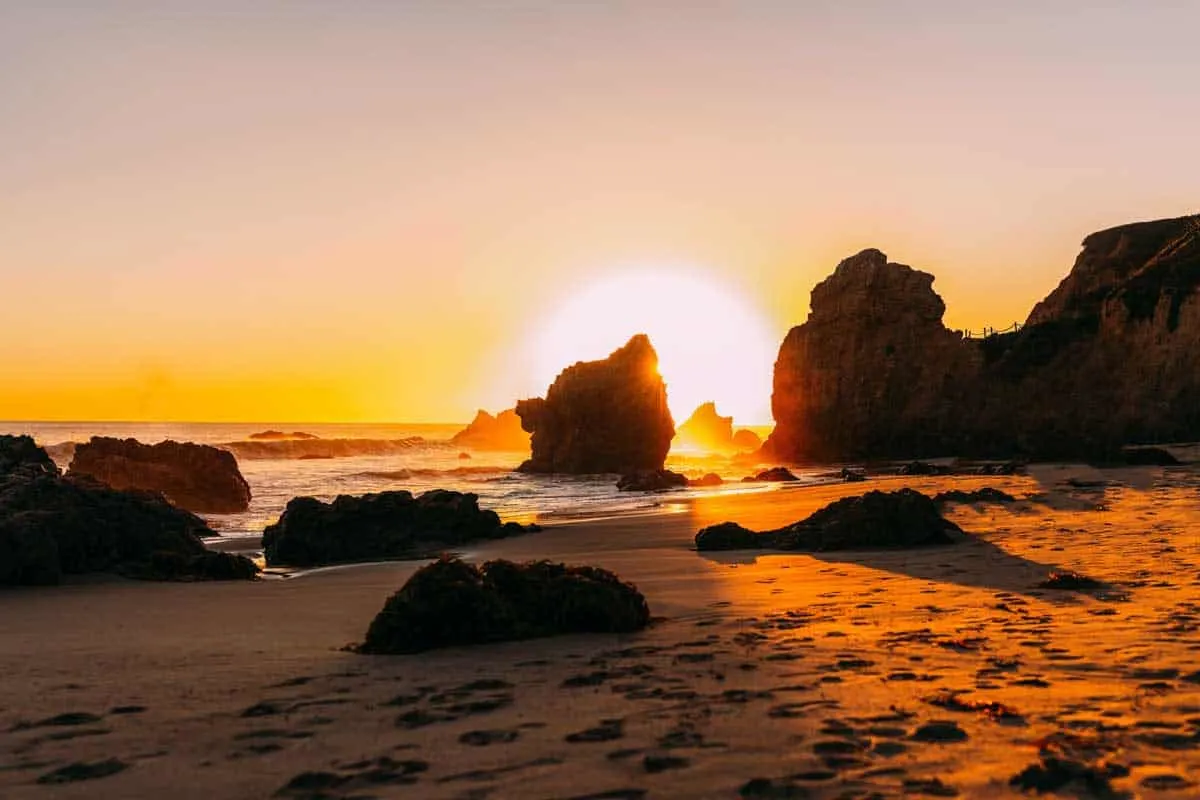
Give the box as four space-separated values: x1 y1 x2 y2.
4 465 1199 797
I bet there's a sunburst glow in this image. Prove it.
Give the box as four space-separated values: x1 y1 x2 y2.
526 267 778 425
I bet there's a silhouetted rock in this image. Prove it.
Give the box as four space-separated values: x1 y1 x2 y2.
515 335 675 474
359 557 651 654
0 435 58 478
841 467 867 482
616 469 688 492
742 467 799 483
450 409 531 452
1118 447 1180 466
767 215 1200 461
1 442 256 585
1037 571 1104 591
732 429 763 451
933 487 1015 505
68 437 251 514
688 473 724 487
262 489 527 567
976 461 1025 476
248 430 319 440
695 489 962 552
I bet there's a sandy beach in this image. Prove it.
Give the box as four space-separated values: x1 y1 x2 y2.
3 466 1200 798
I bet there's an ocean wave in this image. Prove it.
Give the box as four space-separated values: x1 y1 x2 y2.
355 466 513 480
222 437 445 460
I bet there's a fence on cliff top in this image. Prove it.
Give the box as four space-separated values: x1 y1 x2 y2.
961 322 1023 339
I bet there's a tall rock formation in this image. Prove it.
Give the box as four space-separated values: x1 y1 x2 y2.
768 249 980 461
516 334 675 473
68 437 252 514
767 215 1200 461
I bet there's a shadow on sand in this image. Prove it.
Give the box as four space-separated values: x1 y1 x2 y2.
697 533 1074 599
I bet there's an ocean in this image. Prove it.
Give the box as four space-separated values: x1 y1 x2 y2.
0 421 817 544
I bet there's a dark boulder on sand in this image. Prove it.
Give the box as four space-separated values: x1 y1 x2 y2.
515 334 675 474
359 557 651 654
616 469 688 492
695 489 962 552
1 441 257 585
0 435 59 478
450 409 531 452
68 437 251 514
262 489 528 567
742 467 799 483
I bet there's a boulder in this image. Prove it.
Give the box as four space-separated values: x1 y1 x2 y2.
695 489 962 552
616 469 688 492
262 489 527 567
450 409 531 452
743 467 800 483
515 334 675 474
898 461 951 476
0 435 59 478
68 437 251 514
767 215 1200 462
840 467 867 482
359 557 651 654
1 444 257 586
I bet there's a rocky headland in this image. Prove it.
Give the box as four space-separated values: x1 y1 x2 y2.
673 402 761 453
767 214 1200 462
516 334 675 473
450 409 531 452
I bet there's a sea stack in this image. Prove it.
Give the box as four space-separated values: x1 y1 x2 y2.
674 401 761 453
450 408 531 452
68 436 252 514
766 215 1200 462
515 334 675 473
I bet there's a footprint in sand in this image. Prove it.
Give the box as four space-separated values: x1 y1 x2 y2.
36 758 128 785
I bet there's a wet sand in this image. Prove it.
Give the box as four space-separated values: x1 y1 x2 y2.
3 466 1200 798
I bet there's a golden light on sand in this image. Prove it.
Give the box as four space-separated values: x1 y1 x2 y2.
526 267 778 424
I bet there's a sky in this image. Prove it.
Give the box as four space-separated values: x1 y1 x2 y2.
2 1 1198 424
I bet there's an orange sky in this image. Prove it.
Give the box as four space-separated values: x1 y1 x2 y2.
2 3 1198 424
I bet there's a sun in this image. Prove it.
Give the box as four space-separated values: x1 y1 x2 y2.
525 266 778 425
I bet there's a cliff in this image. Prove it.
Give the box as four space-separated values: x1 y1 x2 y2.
767 215 1200 461
516 334 675 473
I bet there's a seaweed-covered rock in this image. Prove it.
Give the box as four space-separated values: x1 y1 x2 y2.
516 334 675 474
262 489 527 567
694 522 760 551
616 469 688 492
0 435 59 478
695 489 962 552
450 409 531 452
68 437 251 513
743 467 799 483
360 557 651 654
1 447 257 586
